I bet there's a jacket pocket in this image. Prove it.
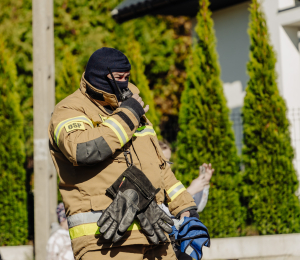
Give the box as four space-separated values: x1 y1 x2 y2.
90 194 113 211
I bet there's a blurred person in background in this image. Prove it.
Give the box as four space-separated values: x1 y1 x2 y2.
159 141 214 214
46 203 74 260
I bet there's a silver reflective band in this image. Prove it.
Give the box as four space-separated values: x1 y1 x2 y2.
105 119 127 145
67 211 102 228
168 184 185 198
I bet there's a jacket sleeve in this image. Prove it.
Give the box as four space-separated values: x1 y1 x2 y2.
49 98 144 166
163 163 197 218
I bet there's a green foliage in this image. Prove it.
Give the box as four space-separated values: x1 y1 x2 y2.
0 39 27 245
151 17 193 141
175 0 244 238
55 49 80 103
242 0 300 235
0 0 33 158
123 37 160 134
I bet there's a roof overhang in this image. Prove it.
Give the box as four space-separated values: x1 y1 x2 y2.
112 0 249 23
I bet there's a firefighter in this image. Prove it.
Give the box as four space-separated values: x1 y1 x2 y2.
48 47 197 260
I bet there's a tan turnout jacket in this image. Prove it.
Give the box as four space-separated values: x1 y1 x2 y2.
48 75 196 259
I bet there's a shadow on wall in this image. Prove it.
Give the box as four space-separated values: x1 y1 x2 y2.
212 1 250 92
212 2 250 155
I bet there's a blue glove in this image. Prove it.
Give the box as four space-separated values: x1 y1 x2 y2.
170 217 210 260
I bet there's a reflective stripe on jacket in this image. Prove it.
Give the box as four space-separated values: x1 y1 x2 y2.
67 211 141 240
48 75 196 260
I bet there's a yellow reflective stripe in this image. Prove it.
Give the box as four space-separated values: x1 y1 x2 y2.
103 121 124 146
167 182 186 202
109 118 128 141
103 117 129 147
69 223 100 240
167 182 182 195
133 126 156 137
99 114 108 123
169 187 186 202
69 221 141 240
54 116 93 146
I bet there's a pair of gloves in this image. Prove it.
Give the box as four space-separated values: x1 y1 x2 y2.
97 165 174 244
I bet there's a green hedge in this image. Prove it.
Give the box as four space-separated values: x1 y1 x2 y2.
0 0 33 158
242 0 300 235
0 39 27 246
122 37 160 134
55 48 81 104
175 0 245 238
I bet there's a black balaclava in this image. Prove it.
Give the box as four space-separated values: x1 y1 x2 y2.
85 47 131 101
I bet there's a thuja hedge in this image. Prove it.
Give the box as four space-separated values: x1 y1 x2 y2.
175 0 245 238
123 37 160 134
0 39 27 246
242 0 300 235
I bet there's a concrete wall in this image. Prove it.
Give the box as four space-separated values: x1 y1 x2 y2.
202 233 300 260
0 246 33 260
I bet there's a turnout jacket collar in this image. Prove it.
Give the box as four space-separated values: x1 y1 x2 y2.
81 73 139 111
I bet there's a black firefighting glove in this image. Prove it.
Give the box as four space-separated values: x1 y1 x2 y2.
107 170 174 244
137 201 174 244
98 165 159 243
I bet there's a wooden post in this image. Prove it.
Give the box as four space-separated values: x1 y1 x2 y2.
32 0 56 259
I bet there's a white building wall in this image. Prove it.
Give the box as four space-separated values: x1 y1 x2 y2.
212 2 249 153
212 2 250 94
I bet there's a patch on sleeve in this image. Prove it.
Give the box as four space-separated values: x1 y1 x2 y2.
65 121 86 133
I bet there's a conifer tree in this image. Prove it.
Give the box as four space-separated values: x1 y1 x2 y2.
242 0 300 235
0 39 27 245
56 49 80 103
124 38 160 134
175 0 244 237
0 0 33 158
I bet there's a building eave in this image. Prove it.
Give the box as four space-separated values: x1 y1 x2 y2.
112 0 249 23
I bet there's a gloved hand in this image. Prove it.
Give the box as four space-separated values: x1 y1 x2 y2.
170 217 210 260
98 165 159 243
97 189 139 241
137 201 174 244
